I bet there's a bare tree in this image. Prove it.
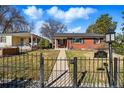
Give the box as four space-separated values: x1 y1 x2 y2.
40 18 67 40
0 6 10 32
29 21 35 32
0 5 28 33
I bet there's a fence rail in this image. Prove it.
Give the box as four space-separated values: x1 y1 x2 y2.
0 54 123 88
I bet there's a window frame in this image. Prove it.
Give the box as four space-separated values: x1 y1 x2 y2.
72 38 84 44
0 36 6 43
94 38 101 44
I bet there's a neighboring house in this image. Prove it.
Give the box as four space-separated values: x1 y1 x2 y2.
0 31 41 51
53 33 105 50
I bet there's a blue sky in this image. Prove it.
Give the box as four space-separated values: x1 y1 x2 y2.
15 5 124 35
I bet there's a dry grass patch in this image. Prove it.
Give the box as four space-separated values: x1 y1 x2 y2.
0 49 59 82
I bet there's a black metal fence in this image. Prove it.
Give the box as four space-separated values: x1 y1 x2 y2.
0 53 124 88
0 54 41 88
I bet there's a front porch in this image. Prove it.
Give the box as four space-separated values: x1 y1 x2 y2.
12 35 38 47
54 38 71 49
11 33 41 52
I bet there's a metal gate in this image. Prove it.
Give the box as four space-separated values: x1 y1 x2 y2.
42 56 124 88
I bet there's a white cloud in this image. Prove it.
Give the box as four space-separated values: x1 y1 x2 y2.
23 6 43 20
32 21 44 35
47 6 97 23
68 26 82 33
23 6 96 36
47 6 65 19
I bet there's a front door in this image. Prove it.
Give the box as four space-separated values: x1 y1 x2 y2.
58 39 67 48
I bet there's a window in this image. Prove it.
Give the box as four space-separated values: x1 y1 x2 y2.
72 38 84 44
94 38 101 44
0 36 6 43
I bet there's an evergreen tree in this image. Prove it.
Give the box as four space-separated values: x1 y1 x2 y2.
122 11 124 32
121 11 124 43
86 14 117 34
86 24 96 33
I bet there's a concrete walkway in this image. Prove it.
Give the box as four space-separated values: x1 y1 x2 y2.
47 49 72 87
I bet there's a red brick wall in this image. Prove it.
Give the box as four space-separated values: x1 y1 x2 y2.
69 39 101 50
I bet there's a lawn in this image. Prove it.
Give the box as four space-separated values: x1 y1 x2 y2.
66 50 124 87
66 50 86 58
0 49 59 84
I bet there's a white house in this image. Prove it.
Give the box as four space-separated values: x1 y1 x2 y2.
0 31 41 51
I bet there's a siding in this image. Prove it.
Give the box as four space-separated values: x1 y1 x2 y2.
0 36 12 47
12 36 30 46
12 36 21 46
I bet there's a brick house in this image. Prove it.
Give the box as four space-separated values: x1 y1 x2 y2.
53 33 105 50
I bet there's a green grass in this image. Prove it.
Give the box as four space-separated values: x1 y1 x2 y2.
0 49 59 82
65 50 124 87
66 50 86 58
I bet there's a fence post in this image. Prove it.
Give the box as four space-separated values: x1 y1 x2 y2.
113 57 118 87
73 57 77 88
40 53 44 88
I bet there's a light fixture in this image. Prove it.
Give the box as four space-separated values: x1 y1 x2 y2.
105 30 115 43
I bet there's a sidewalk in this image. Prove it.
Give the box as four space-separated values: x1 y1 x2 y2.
47 49 72 87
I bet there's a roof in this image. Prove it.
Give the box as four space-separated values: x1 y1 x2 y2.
54 33 105 38
0 31 41 38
